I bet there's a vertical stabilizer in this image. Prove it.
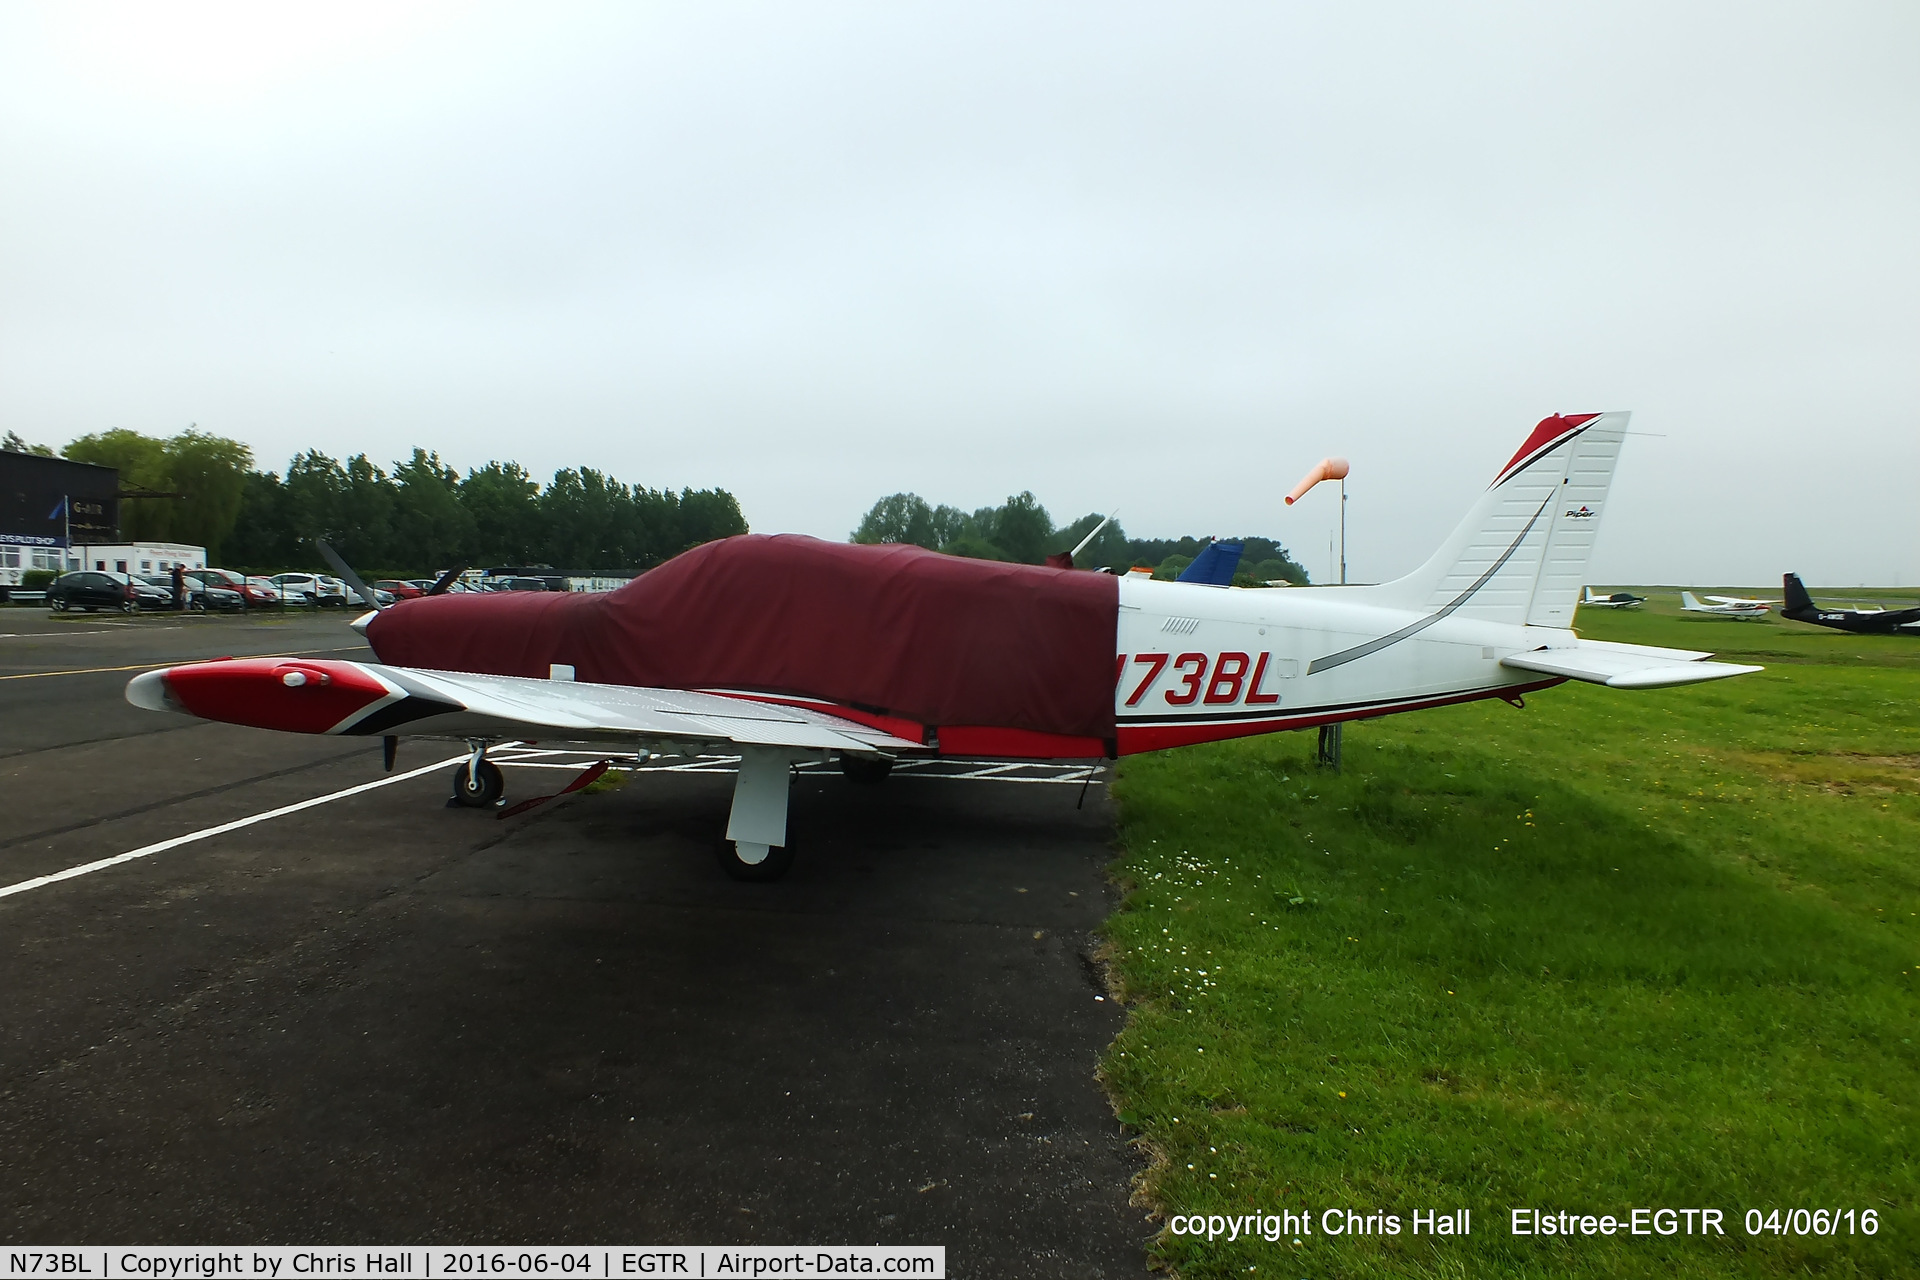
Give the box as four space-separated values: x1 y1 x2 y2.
1366 412 1629 626
1782 573 1815 619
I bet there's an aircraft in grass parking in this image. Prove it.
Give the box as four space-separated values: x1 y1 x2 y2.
1681 591 1770 619
1580 587 1646 609
1782 572 1920 634
126 410 1762 880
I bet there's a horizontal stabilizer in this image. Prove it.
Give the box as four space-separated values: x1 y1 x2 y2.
1501 639 1763 689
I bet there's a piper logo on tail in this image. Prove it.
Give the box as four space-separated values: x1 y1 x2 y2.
1564 505 1596 519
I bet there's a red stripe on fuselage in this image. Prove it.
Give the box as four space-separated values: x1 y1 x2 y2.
936 725 1111 759
1115 679 1565 754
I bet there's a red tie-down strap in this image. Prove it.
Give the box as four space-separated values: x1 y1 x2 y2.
497 759 612 820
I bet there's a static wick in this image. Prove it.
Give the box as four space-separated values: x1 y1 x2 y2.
1284 457 1350 505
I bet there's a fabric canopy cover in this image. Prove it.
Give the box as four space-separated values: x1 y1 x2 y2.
364 534 1120 739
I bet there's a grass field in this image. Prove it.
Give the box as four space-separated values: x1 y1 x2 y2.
1101 595 1918 1278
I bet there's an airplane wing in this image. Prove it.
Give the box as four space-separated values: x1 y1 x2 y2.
1500 640 1763 689
127 657 925 755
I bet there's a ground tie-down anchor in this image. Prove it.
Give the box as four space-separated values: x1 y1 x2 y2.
1317 723 1343 773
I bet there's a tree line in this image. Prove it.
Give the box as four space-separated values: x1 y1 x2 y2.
850 491 1310 585
4 428 746 574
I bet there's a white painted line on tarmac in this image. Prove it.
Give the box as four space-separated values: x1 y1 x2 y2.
0 644 368 682
0 629 124 638
0 752 467 901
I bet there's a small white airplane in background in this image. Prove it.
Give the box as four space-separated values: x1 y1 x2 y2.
1581 587 1646 609
1681 591 1770 619
1702 592 1780 608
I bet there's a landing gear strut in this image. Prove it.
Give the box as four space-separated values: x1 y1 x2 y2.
716 748 796 880
452 740 504 807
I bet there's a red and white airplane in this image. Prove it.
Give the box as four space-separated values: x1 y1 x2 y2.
127 411 1760 879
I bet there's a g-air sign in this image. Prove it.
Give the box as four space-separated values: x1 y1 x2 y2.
0 452 119 548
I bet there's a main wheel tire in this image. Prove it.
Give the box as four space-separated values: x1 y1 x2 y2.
841 755 894 785
716 837 795 882
49 596 67 612
452 759 505 807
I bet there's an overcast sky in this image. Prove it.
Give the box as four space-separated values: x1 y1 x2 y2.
2 2 1915 585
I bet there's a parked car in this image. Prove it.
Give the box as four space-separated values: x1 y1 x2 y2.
136 573 244 612
311 573 391 607
483 576 558 592
270 572 352 607
47 570 171 613
248 576 316 607
374 579 424 600
188 568 280 607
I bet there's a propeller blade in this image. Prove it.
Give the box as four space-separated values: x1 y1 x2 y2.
315 539 383 609
1069 507 1119 560
426 565 468 596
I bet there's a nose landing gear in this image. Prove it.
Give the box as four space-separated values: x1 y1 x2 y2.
452 740 505 807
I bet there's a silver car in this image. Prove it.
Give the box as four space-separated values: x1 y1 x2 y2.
249 576 315 607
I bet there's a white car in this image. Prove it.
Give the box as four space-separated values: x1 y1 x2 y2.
269 572 356 607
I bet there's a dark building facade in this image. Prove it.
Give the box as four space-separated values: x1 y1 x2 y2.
0 452 119 582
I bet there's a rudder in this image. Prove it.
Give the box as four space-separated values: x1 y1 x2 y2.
1365 412 1629 627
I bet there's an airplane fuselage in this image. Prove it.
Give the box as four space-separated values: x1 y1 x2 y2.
1111 578 1561 753
1785 607 1920 635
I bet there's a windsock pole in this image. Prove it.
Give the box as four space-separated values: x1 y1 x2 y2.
1285 455 1353 770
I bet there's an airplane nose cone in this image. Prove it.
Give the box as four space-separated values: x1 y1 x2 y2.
350 610 376 636
126 668 180 713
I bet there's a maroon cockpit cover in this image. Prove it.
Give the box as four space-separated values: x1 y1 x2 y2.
364 535 1119 739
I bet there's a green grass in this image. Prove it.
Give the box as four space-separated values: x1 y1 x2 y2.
1102 604 1920 1278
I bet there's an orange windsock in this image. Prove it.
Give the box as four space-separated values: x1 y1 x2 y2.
1284 457 1350 505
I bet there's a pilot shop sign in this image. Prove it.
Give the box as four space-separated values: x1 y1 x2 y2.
0 1250 944 1279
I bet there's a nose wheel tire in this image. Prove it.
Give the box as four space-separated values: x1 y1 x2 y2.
451 759 505 807
716 837 795 882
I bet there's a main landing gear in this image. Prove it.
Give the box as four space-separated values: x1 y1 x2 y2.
451 741 505 807
445 741 819 882
716 748 797 881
